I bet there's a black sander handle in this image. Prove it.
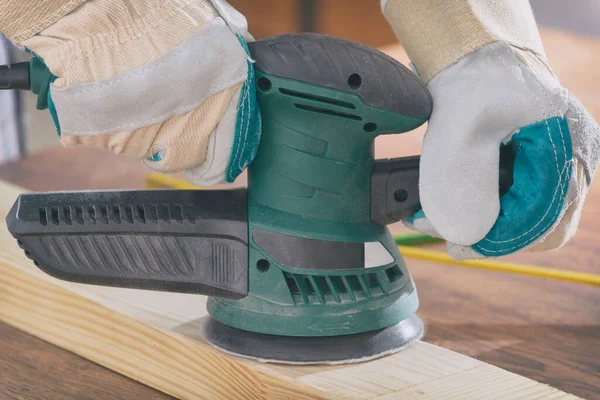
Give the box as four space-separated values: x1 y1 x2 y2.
371 146 516 225
0 62 30 90
6 189 250 298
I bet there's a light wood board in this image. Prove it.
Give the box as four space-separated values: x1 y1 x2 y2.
0 180 578 399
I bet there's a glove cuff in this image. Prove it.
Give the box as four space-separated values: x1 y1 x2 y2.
382 0 547 83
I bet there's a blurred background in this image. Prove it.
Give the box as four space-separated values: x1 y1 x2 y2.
1 0 600 162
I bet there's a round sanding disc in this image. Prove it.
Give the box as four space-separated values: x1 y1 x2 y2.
203 314 424 365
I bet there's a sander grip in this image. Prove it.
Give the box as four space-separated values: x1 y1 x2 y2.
371 146 515 225
6 189 249 297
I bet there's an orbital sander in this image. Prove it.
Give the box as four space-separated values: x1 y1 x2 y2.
2 33 512 364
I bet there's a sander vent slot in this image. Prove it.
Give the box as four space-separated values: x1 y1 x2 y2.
36 203 195 226
385 265 403 282
51 207 59 225
279 88 356 109
283 265 404 305
39 208 48 225
62 207 72 225
294 103 362 121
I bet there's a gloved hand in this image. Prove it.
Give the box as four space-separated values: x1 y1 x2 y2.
3 0 259 186
383 0 600 258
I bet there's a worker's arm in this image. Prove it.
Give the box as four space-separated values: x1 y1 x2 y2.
383 0 600 258
0 0 258 186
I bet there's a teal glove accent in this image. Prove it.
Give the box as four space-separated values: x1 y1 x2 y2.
147 152 162 162
29 57 52 111
405 209 425 225
225 35 262 183
25 50 60 136
473 117 572 256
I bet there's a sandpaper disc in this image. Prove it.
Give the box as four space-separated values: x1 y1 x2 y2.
203 314 424 365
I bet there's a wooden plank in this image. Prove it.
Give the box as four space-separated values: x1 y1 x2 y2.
0 181 577 399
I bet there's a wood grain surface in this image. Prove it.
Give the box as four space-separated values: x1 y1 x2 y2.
0 27 598 399
0 321 171 399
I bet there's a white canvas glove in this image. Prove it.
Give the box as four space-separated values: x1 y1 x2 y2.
7 0 259 186
383 0 600 258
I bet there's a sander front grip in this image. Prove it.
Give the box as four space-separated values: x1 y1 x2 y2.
6 189 249 298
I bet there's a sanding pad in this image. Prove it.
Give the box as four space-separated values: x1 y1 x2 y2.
203 315 424 365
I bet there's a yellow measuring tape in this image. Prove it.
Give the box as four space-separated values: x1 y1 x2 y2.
145 172 198 190
398 244 600 286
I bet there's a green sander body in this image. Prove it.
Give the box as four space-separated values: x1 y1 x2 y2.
213 34 431 339
6 34 435 363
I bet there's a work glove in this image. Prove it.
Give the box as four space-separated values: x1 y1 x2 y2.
383 0 600 258
2 0 259 185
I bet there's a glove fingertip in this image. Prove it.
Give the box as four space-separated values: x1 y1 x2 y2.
402 211 442 239
447 243 487 261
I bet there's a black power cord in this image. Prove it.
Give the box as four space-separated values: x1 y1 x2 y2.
0 61 30 90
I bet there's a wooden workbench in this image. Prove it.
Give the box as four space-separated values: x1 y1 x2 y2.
1 28 599 399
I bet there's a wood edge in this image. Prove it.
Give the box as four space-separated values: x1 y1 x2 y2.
0 260 329 400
